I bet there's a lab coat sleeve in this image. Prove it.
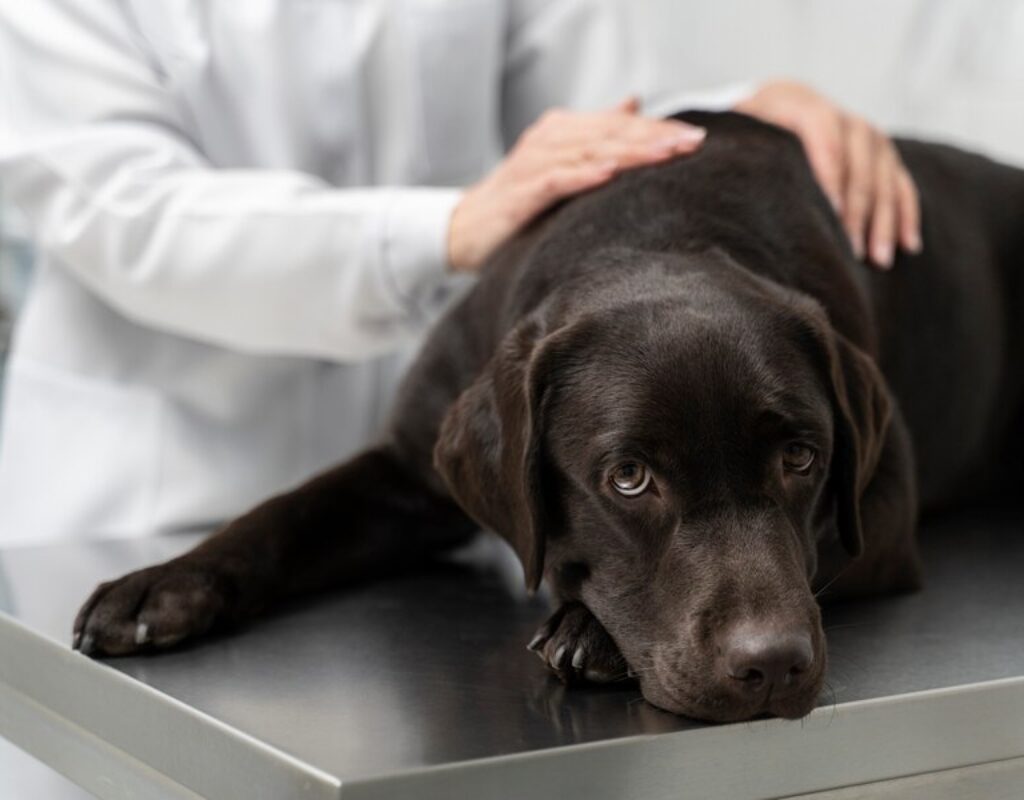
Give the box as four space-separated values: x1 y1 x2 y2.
501 0 756 144
0 0 466 362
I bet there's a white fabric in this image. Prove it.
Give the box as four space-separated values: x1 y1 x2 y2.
632 0 1024 169
0 0 748 544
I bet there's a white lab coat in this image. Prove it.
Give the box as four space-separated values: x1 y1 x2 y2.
0 0 748 544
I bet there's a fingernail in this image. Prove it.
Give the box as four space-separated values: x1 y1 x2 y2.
672 126 707 144
571 647 586 670
907 231 923 253
553 644 568 668
527 632 546 652
618 96 640 113
851 234 865 260
873 241 894 268
72 631 81 650
79 633 95 655
828 193 842 213
135 622 150 646
654 128 706 151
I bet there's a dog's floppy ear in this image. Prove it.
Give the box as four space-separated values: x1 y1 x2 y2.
795 301 892 558
434 315 572 591
822 327 892 557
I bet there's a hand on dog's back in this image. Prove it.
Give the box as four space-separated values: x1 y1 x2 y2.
446 98 707 271
448 82 924 276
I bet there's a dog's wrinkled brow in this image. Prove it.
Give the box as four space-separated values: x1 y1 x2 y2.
755 400 831 439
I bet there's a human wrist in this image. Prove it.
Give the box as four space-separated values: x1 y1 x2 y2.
446 184 491 273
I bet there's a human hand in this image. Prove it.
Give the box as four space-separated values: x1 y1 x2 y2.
736 80 921 268
447 99 706 272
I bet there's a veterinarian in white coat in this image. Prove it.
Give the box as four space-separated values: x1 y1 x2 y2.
0 0 917 545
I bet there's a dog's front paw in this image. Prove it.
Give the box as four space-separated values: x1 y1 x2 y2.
73 561 233 657
527 602 628 684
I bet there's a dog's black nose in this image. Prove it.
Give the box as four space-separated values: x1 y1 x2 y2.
721 624 813 693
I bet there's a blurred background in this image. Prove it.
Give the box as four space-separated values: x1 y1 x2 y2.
1 1 1023 797
3 0 1024 396
635 0 1024 167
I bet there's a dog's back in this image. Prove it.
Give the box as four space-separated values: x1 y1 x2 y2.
398 112 1024 511
873 140 1024 507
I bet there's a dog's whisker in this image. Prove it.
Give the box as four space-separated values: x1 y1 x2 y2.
813 564 852 600
821 680 839 727
823 621 877 632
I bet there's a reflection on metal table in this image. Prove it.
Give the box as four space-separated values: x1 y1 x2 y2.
2 507 1024 799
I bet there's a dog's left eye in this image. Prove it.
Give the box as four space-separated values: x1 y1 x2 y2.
782 443 816 474
610 462 651 496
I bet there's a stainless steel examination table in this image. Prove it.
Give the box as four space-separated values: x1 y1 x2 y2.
2 507 1024 800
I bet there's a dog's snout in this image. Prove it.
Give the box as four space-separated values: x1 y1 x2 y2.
720 623 813 694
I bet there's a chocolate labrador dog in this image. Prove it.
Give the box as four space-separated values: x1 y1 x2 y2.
73 112 1024 722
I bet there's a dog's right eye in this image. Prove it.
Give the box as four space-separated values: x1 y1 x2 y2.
782 442 816 474
610 462 651 497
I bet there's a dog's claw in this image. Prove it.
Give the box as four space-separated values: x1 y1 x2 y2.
530 602 628 684
73 563 230 658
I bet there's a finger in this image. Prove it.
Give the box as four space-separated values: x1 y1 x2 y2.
523 161 618 215
610 96 641 115
521 106 574 146
896 169 922 253
841 118 875 259
799 110 845 213
560 133 701 171
620 115 706 147
867 139 898 269
547 113 701 149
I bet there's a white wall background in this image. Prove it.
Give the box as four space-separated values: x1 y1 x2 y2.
633 0 1024 166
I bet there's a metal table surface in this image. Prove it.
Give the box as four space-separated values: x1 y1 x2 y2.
2 507 1024 799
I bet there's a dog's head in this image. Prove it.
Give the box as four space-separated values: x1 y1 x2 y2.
434 259 891 722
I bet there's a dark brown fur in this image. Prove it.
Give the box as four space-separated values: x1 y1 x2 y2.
73 113 1024 722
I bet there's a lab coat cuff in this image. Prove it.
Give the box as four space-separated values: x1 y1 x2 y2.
381 188 473 322
645 81 760 119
